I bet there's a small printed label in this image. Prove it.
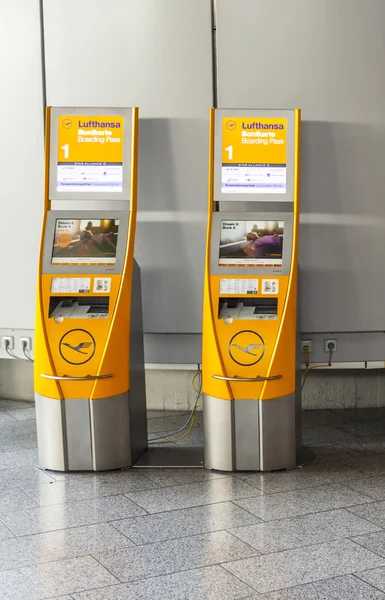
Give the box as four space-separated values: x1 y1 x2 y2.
220 278 258 295
93 278 111 293
261 279 279 295
51 278 90 294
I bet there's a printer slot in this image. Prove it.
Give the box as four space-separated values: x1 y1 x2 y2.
49 296 110 320
219 297 278 321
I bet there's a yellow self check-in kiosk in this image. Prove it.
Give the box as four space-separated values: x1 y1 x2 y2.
202 108 301 472
34 107 147 471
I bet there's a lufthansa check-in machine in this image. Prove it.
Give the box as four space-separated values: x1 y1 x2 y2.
34 107 147 471
202 108 301 472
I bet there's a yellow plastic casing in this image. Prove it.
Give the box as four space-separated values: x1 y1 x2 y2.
202 108 300 403
34 107 139 401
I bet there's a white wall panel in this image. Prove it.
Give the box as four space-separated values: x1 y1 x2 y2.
43 0 213 335
0 0 44 328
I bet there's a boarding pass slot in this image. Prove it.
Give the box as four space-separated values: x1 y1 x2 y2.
219 297 278 321
49 296 110 320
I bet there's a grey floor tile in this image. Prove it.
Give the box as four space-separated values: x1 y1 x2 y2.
0 466 55 489
230 508 380 553
166 412 204 428
0 448 37 471
302 426 359 447
0 522 14 543
310 444 363 465
5 408 36 421
342 455 385 476
112 501 262 545
95 530 259 583
71 565 254 600
0 400 34 411
0 555 117 599
0 489 37 515
236 462 365 494
23 471 157 506
352 531 385 558
333 408 385 421
357 567 385 594
0 413 17 425
125 477 260 513
223 539 385 594
348 501 385 528
0 422 38 452
336 420 385 438
233 483 372 521
0 523 134 572
344 475 385 500
140 468 227 487
257 574 385 599
0 494 146 536
146 416 181 435
337 435 385 455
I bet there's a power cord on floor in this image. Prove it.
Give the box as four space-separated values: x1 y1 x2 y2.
148 370 202 445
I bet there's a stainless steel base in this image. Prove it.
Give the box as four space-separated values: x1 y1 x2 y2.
35 392 148 471
204 394 298 472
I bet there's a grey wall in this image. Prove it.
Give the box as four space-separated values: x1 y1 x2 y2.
0 0 44 329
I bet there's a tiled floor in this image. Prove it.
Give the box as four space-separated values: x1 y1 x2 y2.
2 403 385 598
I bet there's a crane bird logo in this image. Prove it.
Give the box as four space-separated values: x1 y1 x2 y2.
228 331 265 366
231 343 262 357
59 330 96 365
62 341 93 355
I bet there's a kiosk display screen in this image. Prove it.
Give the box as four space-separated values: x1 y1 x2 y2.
56 115 124 193
51 219 120 266
221 117 287 195
219 220 284 267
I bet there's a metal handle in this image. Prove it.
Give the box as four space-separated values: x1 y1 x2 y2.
41 374 113 381
212 374 282 382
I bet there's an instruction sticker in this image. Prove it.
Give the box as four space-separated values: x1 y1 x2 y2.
261 279 279 295
93 278 111 293
220 278 258 295
51 278 90 294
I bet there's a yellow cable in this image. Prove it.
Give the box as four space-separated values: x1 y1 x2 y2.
301 363 331 379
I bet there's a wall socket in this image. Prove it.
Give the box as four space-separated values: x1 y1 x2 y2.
20 337 32 351
1 335 14 350
301 340 312 353
324 339 338 353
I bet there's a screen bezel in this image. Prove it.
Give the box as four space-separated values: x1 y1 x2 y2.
48 107 132 202
42 210 129 274
210 212 293 276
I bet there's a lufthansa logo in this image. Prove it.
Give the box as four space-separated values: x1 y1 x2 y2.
62 119 72 129
226 120 236 131
59 329 96 365
228 330 265 366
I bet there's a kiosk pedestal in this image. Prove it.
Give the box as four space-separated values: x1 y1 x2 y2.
34 107 147 471
202 108 303 472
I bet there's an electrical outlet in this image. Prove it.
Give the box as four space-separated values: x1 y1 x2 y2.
20 337 32 351
301 340 312 353
2 335 14 350
324 339 338 353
